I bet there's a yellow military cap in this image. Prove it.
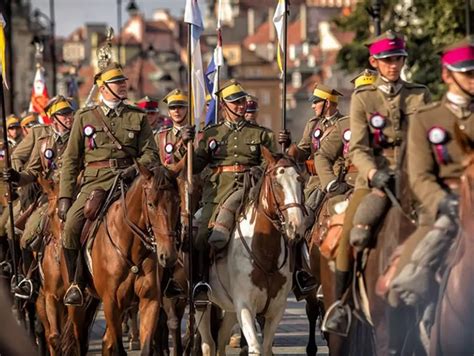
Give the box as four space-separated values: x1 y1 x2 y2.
20 112 39 128
350 69 378 89
217 80 247 102
205 93 212 103
309 83 343 103
94 62 128 86
366 30 407 59
163 89 188 107
44 95 75 117
6 114 20 129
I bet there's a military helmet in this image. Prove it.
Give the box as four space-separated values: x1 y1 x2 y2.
309 83 343 103
366 30 407 59
136 96 160 112
163 89 188 108
94 62 128 86
350 69 378 89
45 95 75 117
441 37 474 72
217 80 247 102
6 114 20 129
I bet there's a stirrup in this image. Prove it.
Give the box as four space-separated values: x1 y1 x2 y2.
64 283 84 306
295 270 317 293
14 278 34 300
321 300 352 337
192 282 212 309
0 260 12 277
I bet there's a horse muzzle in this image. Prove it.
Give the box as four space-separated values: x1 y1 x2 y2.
284 207 305 241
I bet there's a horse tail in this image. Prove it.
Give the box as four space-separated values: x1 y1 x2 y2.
59 295 99 356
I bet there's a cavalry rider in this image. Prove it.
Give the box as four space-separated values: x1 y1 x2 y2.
154 89 190 298
5 115 23 149
388 38 474 337
180 80 277 306
20 112 39 138
3 96 76 299
244 95 259 123
278 83 345 299
323 30 431 336
136 96 163 133
58 63 159 306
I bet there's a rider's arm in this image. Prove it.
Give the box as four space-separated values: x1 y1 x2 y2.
135 112 160 168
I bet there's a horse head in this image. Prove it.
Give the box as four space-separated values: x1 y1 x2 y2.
136 162 181 268
454 124 474 227
260 145 306 242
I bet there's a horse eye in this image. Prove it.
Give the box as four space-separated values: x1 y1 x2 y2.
278 168 285 174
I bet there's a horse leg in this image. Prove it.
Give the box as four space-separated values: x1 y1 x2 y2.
102 297 127 356
305 293 319 356
196 306 216 356
217 312 237 356
237 306 261 355
164 299 184 356
129 304 140 351
138 297 160 355
45 293 61 355
36 290 51 356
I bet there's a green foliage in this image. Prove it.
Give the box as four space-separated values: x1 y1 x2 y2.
334 0 468 98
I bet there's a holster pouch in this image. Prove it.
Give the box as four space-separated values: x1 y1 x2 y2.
83 189 107 220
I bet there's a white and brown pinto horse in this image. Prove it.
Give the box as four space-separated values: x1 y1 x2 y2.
196 147 306 355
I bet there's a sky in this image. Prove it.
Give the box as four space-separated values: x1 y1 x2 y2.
30 0 188 37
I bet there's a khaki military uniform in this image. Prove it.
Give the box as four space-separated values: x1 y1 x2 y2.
59 102 159 250
19 132 70 249
336 76 431 271
154 125 187 165
393 96 473 277
192 119 276 250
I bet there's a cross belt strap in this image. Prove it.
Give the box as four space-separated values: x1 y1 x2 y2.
92 108 124 151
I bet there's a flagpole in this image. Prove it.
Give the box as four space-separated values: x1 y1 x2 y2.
214 1 222 125
0 74 19 287
186 20 195 352
281 0 289 152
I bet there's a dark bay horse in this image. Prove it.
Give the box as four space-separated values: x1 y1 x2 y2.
429 129 474 355
61 164 181 355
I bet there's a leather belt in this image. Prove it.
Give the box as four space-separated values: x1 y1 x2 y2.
212 165 249 174
87 158 134 169
442 178 460 191
305 160 317 176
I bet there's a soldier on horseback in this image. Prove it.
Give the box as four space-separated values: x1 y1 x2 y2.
322 30 431 336
3 96 76 300
278 83 347 299
388 37 474 345
57 63 159 306
179 80 278 306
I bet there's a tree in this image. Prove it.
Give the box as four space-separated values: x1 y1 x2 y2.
335 0 468 98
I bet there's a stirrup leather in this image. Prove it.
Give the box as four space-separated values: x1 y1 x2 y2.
321 300 352 337
64 283 84 306
14 278 34 300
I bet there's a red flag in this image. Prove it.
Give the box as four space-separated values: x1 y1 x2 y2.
29 66 50 124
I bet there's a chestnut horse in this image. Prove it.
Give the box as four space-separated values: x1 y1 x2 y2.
61 164 181 355
429 130 474 355
196 147 306 356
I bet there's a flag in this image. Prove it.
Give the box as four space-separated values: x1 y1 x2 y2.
273 0 286 73
29 66 50 124
0 13 8 88
184 0 206 128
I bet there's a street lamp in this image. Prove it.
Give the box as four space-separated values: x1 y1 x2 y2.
117 0 139 65
33 1 57 96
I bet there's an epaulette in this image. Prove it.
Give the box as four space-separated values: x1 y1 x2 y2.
354 84 377 94
403 81 428 90
337 114 349 122
308 116 318 122
245 120 272 132
416 101 441 114
157 125 173 133
203 122 223 131
77 105 98 114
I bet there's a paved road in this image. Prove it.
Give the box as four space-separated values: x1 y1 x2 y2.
88 295 329 355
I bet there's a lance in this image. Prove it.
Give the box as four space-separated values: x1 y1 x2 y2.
371 0 382 36
281 0 289 152
214 0 223 125
186 21 195 352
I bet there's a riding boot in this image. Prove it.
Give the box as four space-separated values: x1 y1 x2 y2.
292 241 317 301
163 267 185 299
321 270 352 336
192 249 211 310
13 249 35 300
63 248 84 306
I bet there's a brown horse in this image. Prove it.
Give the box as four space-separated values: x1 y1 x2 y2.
429 131 474 355
61 164 181 355
33 176 67 355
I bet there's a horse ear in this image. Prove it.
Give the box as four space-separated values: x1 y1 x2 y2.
261 146 276 165
454 123 474 154
167 155 186 177
136 162 153 180
286 144 299 160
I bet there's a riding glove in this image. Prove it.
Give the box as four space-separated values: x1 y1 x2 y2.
370 169 392 190
277 130 291 146
437 193 459 220
327 181 350 197
181 125 196 144
58 198 72 221
2 168 21 183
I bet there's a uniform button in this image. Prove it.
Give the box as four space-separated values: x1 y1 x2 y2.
112 148 116 152
234 137 237 140
234 145 237 148
111 131 115 134
460 124 466 130
234 154 238 157
111 122 115 126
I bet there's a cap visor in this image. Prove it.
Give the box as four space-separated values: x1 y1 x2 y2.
106 75 128 83
168 101 188 107
373 49 408 59
446 60 474 72
308 95 325 103
224 92 247 102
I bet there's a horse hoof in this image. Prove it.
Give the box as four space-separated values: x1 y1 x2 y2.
129 340 140 351
122 322 129 335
